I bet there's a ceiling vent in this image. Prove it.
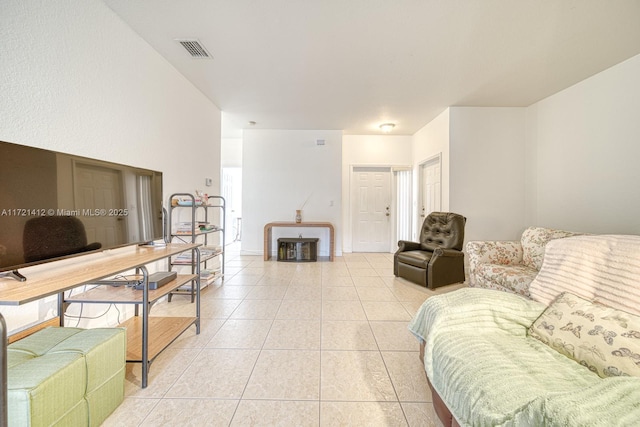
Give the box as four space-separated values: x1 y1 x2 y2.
175 39 212 59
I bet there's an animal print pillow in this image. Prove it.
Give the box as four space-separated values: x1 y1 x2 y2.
528 292 640 378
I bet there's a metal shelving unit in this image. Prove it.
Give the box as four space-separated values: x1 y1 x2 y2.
167 193 225 301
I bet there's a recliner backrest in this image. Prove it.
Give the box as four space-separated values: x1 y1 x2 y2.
419 212 466 251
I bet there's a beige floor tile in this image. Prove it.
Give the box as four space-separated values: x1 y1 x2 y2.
264 319 321 350
356 286 398 301
321 276 354 287
387 282 433 302
402 300 426 316
382 351 432 402
322 300 367 320
209 284 254 299
290 276 323 286
362 301 412 321
165 349 259 398
224 274 264 286
346 261 373 269
322 286 359 301
237 267 266 276
375 267 395 277
368 260 393 269
169 318 226 349
102 397 159 426
256 276 292 286
352 276 387 287
348 268 381 277
245 285 288 299
401 402 444 427
321 268 351 278
341 254 368 262
124 346 198 398
321 351 397 401
231 400 319 427
276 299 322 320
320 401 407 426
229 299 281 319
140 398 238 427
200 298 243 319
243 349 320 400
370 321 419 351
206 319 272 349
321 321 378 350
284 285 323 300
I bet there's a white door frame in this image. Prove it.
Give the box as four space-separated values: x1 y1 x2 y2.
417 153 442 231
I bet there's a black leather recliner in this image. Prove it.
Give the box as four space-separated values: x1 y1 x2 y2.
394 212 466 289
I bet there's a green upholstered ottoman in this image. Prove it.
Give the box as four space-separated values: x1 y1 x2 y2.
7 327 126 427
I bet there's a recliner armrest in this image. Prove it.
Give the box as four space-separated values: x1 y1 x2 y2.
397 240 422 252
432 248 464 257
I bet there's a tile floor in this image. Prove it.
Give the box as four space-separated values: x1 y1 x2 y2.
104 244 465 426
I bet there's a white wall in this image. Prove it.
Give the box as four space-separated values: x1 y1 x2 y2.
0 0 221 333
526 54 640 234
411 109 451 239
449 107 528 242
0 0 221 197
242 130 342 257
342 135 412 252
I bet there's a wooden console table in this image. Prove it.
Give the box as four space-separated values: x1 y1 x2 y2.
264 221 335 261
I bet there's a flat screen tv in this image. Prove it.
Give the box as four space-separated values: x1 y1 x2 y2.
0 140 164 280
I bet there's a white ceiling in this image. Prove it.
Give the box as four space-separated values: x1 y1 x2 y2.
102 0 640 138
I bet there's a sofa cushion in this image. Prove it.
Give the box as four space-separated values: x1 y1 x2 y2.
529 235 640 317
473 263 538 296
521 227 577 270
529 292 640 378
430 328 600 426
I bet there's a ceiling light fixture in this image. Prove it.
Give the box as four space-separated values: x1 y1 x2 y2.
379 123 395 132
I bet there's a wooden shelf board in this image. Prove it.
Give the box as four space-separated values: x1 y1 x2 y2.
119 316 197 361
65 274 198 304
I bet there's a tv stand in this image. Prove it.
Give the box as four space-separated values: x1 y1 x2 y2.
0 270 26 282
0 243 201 390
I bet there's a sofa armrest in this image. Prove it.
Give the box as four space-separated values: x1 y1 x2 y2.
409 288 545 342
466 240 523 286
408 288 546 380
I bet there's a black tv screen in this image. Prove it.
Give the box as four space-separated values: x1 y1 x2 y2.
0 141 164 276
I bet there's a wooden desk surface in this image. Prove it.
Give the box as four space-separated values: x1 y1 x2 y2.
0 243 199 306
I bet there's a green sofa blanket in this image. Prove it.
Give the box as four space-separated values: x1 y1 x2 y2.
408 288 640 426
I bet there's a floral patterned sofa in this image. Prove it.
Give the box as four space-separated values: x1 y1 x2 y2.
466 226 579 297
409 234 640 426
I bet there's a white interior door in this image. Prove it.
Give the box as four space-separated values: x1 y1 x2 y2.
352 167 391 252
419 156 442 225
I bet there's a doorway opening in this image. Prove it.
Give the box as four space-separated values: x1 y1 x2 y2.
221 167 242 242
